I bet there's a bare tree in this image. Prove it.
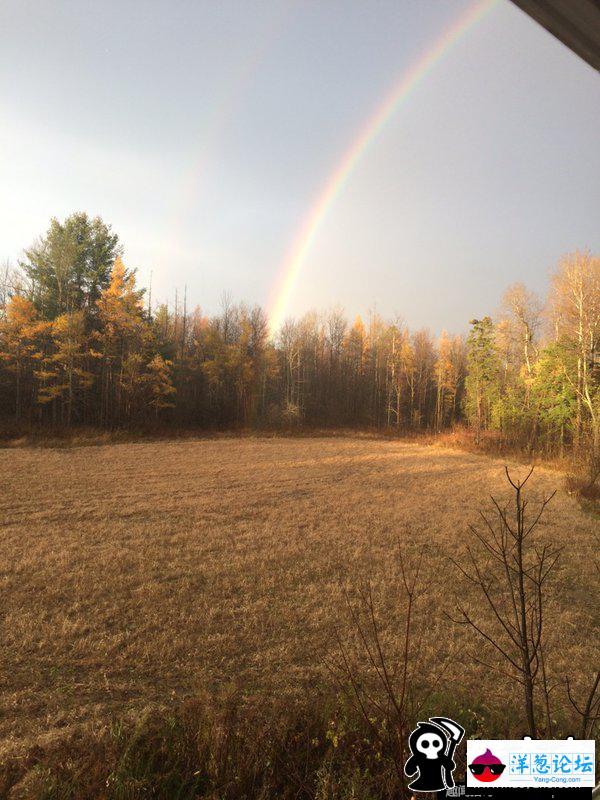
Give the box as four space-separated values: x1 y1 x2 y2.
448 468 560 736
500 282 542 378
566 671 600 739
325 548 454 799
549 251 600 456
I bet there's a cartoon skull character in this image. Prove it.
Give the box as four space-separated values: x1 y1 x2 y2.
404 721 455 792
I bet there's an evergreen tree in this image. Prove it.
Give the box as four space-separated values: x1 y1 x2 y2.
20 213 121 318
465 317 500 434
531 342 577 454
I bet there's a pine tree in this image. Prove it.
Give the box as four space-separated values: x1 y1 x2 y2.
465 317 500 436
20 213 121 318
531 342 577 455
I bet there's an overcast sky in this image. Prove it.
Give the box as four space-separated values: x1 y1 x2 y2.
1 0 598 332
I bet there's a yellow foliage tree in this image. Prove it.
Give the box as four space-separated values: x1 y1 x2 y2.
0 296 41 419
144 354 176 418
549 250 600 454
95 257 150 424
36 310 94 425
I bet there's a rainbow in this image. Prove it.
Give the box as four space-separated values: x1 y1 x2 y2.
267 0 498 335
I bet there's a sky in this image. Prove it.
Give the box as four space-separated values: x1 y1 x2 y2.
0 0 598 333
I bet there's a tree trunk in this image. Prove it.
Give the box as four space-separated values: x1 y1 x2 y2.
515 482 537 736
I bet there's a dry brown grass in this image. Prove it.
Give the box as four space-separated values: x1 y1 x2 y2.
0 437 597 775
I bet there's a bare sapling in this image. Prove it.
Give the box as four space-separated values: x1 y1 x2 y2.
566 671 600 740
325 547 454 799
448 467 560 737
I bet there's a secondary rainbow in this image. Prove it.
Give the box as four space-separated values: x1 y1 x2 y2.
169 4 294 254
268 0 497 335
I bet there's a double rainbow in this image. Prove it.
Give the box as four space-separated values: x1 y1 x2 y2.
267 0 497 335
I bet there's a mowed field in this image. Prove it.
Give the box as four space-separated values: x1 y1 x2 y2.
0 436 597 764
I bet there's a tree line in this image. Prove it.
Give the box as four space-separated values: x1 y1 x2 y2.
0 213 598 460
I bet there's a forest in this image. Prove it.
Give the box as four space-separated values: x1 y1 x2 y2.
0 212 598 464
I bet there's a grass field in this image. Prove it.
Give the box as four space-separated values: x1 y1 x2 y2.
1 436 598 795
